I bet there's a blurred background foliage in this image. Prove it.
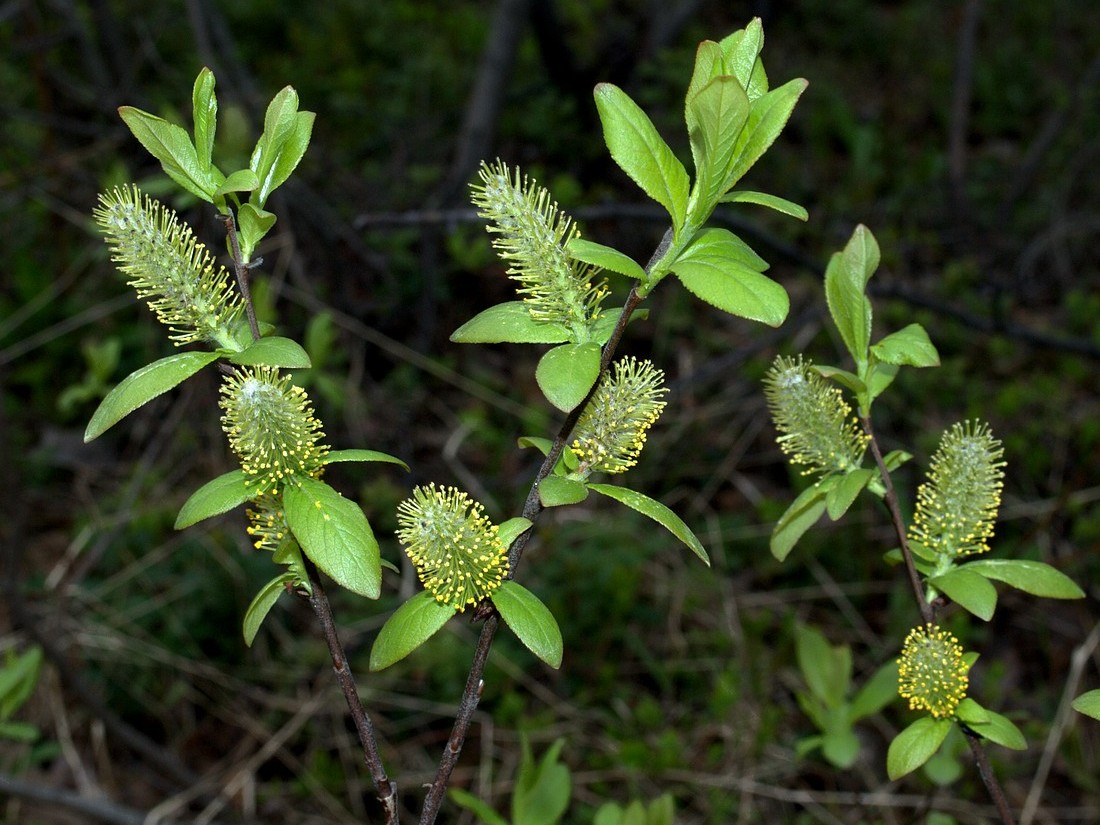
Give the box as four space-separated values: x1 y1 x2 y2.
1 1 1098 823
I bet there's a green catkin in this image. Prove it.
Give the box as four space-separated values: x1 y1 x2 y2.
570 357 668 475
764 355 869 477
470 160 608 335
897 624 970 719
395 484 508 611
219 366 328 495
94 185 242 350
909 420 1005 558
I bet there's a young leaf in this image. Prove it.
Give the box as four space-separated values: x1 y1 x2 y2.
228 336 312 369
685 40 724 121
535 342 602 412
686 75 750 209
822 729 860 770
929 568 998 621
491 581 563 669
825 467 874 520
497 517 533 549
567 238 647 281
594 83 690 232
175 469 250 529
448 788 510 825
723 77 808 191
512 737 571 825
517 436 554 455
118 107 215 201
323 449 410 472
962 559 1085 599
954 697 990 726
85 350 220 442
887 716 952 780
871 323 940 367
587 483 708 564
249 86 307 204
824 224 879 366
965 708 1026 750
369 590 454 671
451 301 570 344
213 169 260 199
236 202 277 263
191 68 217 174
850 660 900 721
1072 689 1100 721
539 475 589 508
795 623 850 707
284 477 381 599
253 110 313 205
242 573 294 646
719 18 765 91
721 190 809 221
770 482 828 561
672 229 787 326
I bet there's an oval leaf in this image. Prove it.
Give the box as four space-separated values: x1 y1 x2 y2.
825 468 874 520
567 238 646 281
370 590 454 671
1072 689 1100 721
490 581 563 669
587 483 708 564
770 483 828 561
966 708 1026 750
539 475 589 508
175 470 250 529
961 559 1085 599
824 225 878 366
284 477 381 599
498 517 533 549
323 449 409 472
872 323 940 367
192 68 217 172
535 342 601 412
929 568 998 621
242 573 293 646
229 336 311 368
594 83 690 231
887 717 952 781
724 77 808 191
85 350 219 442
451 302 570 344
214 168 261 198
119 106 215 201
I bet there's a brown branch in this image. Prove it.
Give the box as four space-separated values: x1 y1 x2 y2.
220 211 261 342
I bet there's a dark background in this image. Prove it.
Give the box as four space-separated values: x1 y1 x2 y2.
2 1 1098 823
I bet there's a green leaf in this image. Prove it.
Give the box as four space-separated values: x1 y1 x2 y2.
954 697 990 726
213 168 260 198
257 110 313 205
592 307 649 346
448 788 510 825
85 350 219 442
518 436 554 455
567 238 646 281
491 581 563 669
535 342 601 412
513 737 571 825
539 475 589 507
0 646 42 719
369 590 454 671
249 86 314 205
721 189 808 220
822 729 860 769
686 75 750 209
887 717 952 780
966 708 1026 750
175 470 250 529
594 83 690 232
1072 689 1100 721
228 336 311 369
825 468 874 520
850 660 900 721
191 68 217 174
451 301 570 344
929 568 998 620
236 202 277 263
284 477 381 599
724 77 807 191
795 623 850 707
242 573 293 646
672 229 787 326
770 483 827 561
323 449 410 472
587 483 708 564
813 364 866 395
497 517 532 549
0 721 39 742
824 224 878 367
685 40 724 122
882 449 913 472
962 559 1085 599
719 18 765 92
866 361 900 403
118 106 215 201
872 323 940 367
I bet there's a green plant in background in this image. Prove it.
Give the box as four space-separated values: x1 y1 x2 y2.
0 646 42 749
77 17 813 824
764 224 1086 820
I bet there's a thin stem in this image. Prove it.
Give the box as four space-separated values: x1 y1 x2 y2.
964 729 1017 825
419 230 670 824
861 414 934 626
221 211 261 341
302 560 400 824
